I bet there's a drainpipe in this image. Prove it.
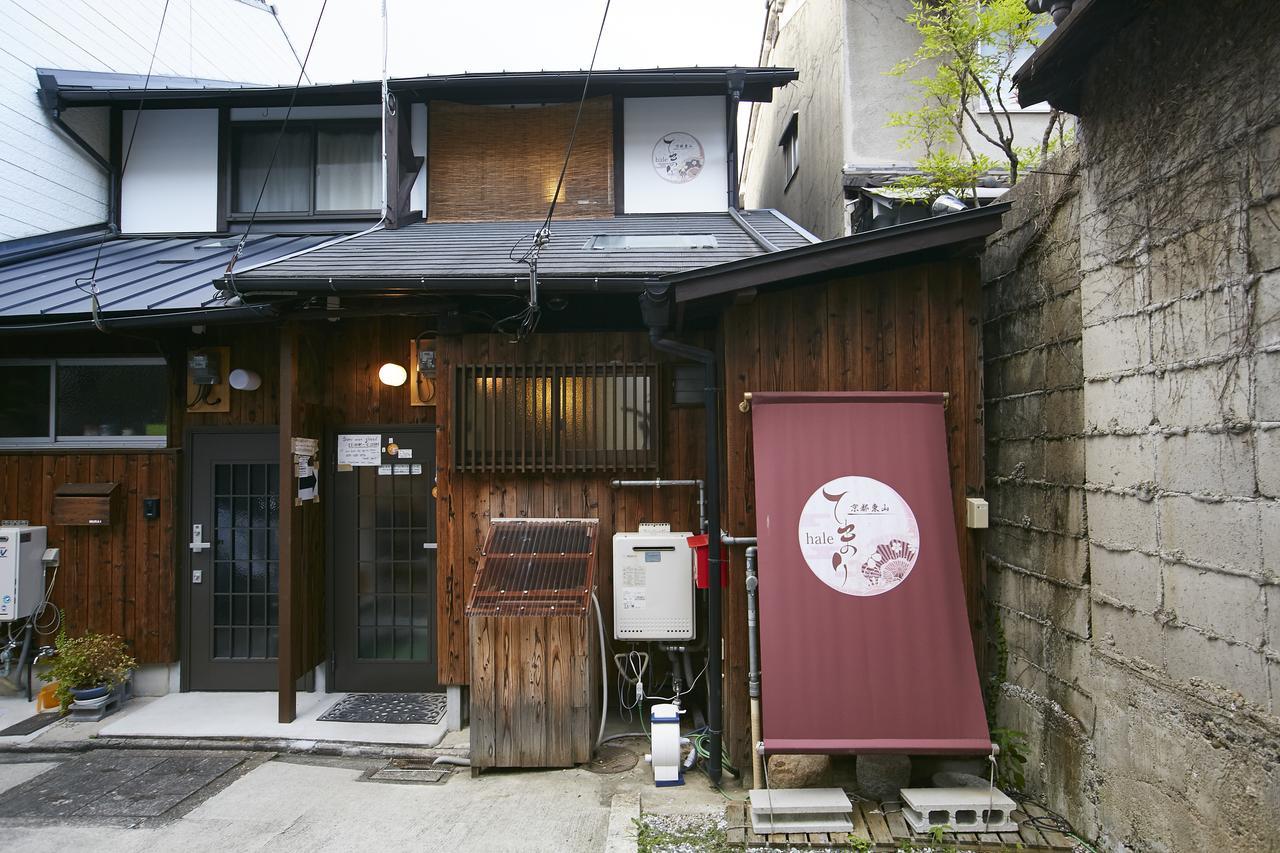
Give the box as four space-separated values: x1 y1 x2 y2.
639 283 724 784
38 74 118 230
726 69 746 209
745 545 763 790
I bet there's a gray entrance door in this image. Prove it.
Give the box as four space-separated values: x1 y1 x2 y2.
331 427 439 692
187 431 280 691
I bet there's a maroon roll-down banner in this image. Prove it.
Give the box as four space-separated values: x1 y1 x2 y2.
750 391 991 755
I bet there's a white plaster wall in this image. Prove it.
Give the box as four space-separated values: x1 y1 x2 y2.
622 96 728 214
410 101 427 214
0 0 302 241
120 109 219 234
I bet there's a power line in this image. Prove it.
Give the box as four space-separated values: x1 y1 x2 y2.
226 0 329 277
499 0 612 342
75 0 172 332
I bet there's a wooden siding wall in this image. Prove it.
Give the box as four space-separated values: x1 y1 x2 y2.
719 259 986 769
435 331 706 686
427 98 614 221
0 451 177 663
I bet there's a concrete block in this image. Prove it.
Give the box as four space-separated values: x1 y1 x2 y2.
1261 501 1280 576
987 436 1046 481
1249 123 1280 202
1164 561 1265 643
1084 374 1154 433
1093 599 1164 667
1087 489 1158 552
1163 623 1269 707
1045 339 1084 389
1043 289 1084 346
1154 359 1251 428
987 523 1088 585
1080 262 1149 325
1044 388 1085 436
1085 433 1156 490
1258 428 1280 497
986 393 1045 441
987 348 1045 398
1256 351 1280 422
1082 314 1149 378
1090 545 1162 613
991 563 1090 639
1043 436 1086 483
1249 196 1280 273
1268 586 1280 650
1159 495 1261 572
1155 429 1256 496
1151 283 1252 364
1253 271 1280 349
990 481 1086 537
1149 213 1250 303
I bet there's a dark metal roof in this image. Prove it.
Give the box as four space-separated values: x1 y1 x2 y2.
40 67 799 109
232 211 817 292
1012 0 1149 113
666 203 1011 304
0 233 335 328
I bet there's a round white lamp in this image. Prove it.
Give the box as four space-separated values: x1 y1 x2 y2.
228 368 262 391
378 362 408 387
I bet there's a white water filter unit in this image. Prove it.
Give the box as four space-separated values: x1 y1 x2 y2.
0 526 46 621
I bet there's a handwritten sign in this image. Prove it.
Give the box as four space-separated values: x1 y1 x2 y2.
337 434 381 466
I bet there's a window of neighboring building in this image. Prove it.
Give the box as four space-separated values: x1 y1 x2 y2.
454 363 657 472
0 358 169 447
230 121 381 217
779 112 799 187
980 20 1055 113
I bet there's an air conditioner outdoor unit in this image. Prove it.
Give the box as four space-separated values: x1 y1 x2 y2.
613 523 695 641
0 525 46 622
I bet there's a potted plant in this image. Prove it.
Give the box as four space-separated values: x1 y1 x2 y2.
43 630 137 711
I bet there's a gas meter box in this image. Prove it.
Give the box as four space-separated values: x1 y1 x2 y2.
613 523 696 641
0 525 46 622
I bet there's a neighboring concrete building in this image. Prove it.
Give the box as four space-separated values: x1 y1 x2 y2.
0 0 302 242
983 1 1280 850
740 0 1058 239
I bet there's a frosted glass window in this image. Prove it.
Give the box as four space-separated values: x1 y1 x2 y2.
316 128 381 211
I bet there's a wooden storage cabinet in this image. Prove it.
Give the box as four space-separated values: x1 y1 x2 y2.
466 518 601 769
51 482 121 526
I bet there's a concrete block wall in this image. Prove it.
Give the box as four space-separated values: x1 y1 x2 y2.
982 3 1280 850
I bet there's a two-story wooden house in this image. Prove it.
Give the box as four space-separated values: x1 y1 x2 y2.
0 65 1005 780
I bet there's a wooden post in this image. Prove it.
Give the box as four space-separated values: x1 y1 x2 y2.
277 320 297 723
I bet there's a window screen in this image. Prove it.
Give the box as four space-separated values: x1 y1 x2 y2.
55 363 168 440
0 364 51 438
455 363 658 472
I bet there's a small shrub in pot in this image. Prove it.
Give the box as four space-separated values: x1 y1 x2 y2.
43 630 137 711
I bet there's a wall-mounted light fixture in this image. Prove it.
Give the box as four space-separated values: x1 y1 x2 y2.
228 368 261 391
379 362 408 387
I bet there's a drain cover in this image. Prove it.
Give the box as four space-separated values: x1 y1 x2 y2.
585 745 639 774
366 758 449 784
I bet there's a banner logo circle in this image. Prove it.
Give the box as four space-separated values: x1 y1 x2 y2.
797 476 920 596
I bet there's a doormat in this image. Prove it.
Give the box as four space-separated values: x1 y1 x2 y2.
318 693 447 724
0 712 60 737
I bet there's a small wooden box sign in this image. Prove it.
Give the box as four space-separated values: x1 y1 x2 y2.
52 482 121 526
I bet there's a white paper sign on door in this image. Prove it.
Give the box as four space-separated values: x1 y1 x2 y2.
337 434 381 466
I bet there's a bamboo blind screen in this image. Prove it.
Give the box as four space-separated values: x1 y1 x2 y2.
454 362 658 472
427 98 614 221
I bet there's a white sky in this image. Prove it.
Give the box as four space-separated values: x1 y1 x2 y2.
273 1 769 83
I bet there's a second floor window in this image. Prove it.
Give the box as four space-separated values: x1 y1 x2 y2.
231 121 381 216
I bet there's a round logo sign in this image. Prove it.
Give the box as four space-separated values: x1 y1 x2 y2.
652 132 705 183
797 476 920 596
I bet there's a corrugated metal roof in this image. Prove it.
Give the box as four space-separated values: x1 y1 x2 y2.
37 68 268 93
233 211 817 288
0 233 333 321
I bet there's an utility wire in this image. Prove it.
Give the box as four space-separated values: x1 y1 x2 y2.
226 0 328 279
498 0 612 341
75 0 172 332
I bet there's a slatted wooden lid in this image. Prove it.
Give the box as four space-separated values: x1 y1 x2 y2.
466 518 599 617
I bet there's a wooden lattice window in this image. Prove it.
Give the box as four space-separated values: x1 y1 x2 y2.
454 363 658 472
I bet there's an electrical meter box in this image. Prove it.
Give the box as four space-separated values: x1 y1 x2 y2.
613 523 695 641
0 525 46 622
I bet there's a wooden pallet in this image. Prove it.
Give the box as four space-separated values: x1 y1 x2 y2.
725 799 1076 851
